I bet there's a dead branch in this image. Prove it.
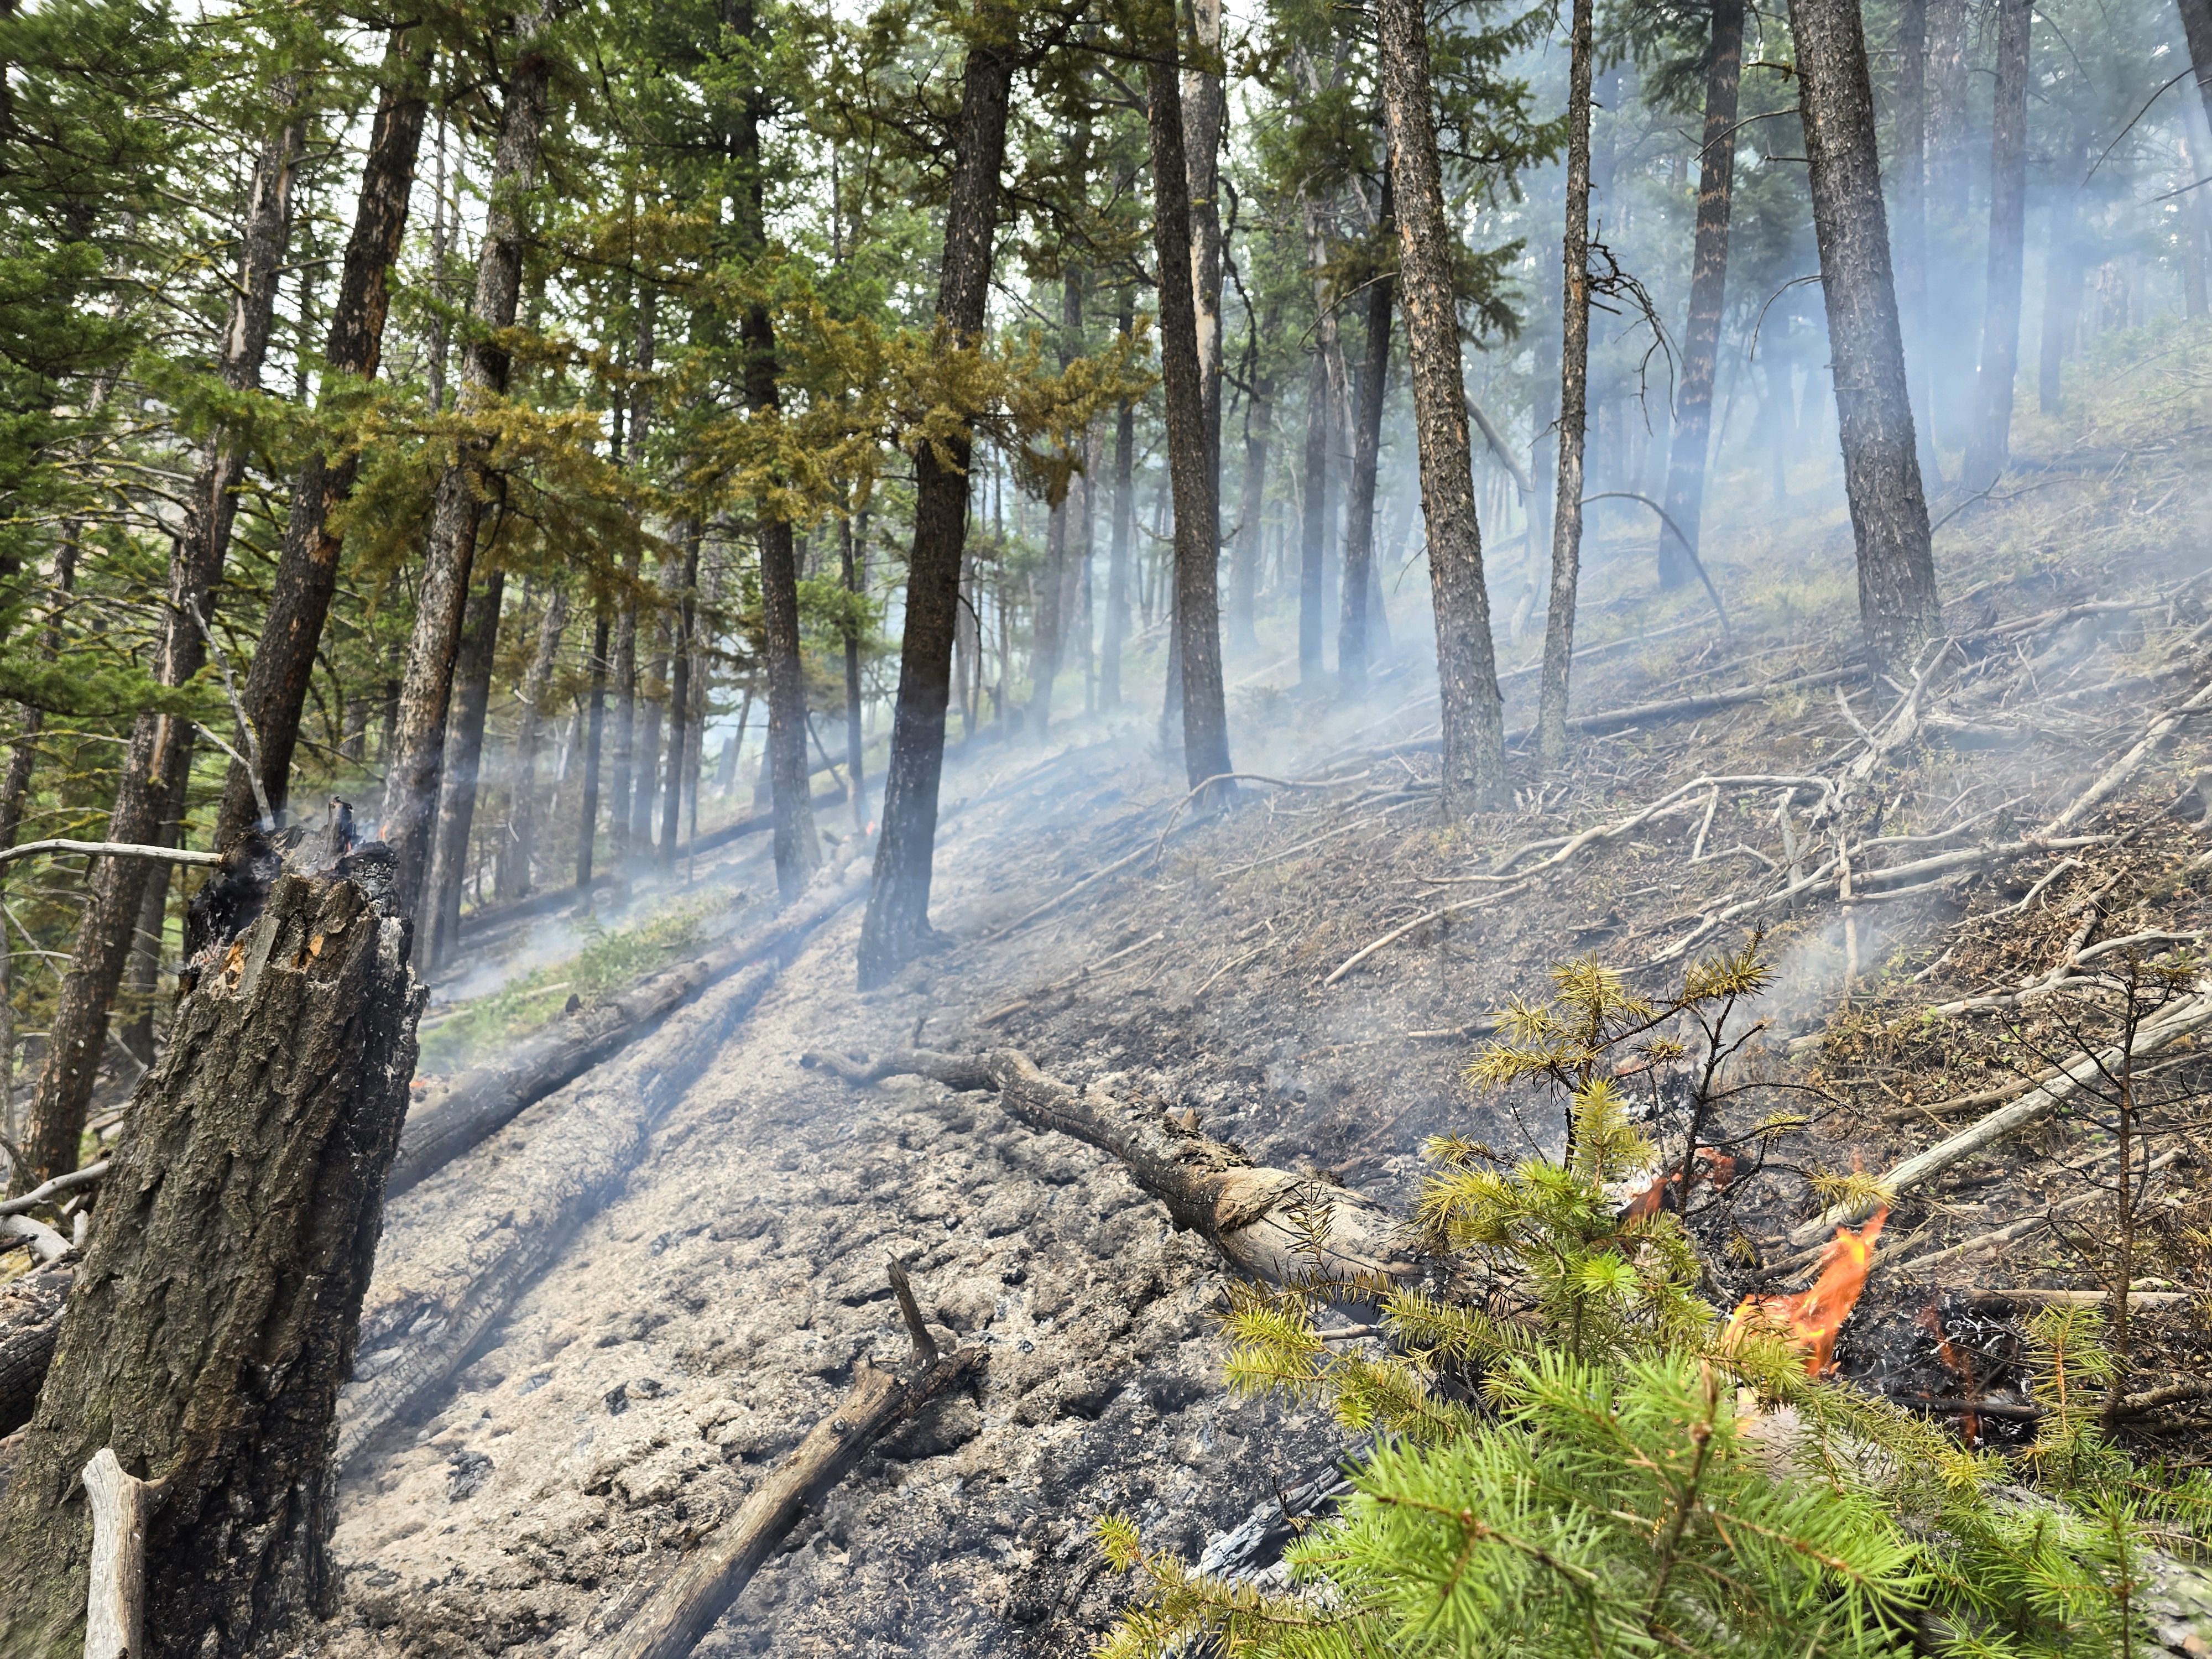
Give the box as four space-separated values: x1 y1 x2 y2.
1889 1148 2181 1275
984 844 1151 940
2046 674 2212 832
1492 775 1830 879
977 931 1166 1026
0 840 222 871
0 1161 106 1220
0 1216 68 1265
81 1447 150 1659
1323 884 1531 987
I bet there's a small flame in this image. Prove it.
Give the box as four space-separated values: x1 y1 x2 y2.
1916 1301 1979 1446
1725 1209 1887 1376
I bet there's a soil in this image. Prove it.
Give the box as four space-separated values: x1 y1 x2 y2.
303 489 2212 1655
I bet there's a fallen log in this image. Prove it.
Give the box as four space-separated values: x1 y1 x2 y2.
604 1264 985 1659
800 1047 1412 1289
0 1261 71 1437
2046 674 2212 833
339 849 872 1464
387 852 871 1196
0 870 423 1656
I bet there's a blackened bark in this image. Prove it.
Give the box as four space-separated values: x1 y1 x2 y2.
1377 0 1506 813
1102 296 1135 708
1298 345 1331 684
1146 38 1234 793
1791 0 1942 676
422 570 505 967
500 587 569 900
0 873 422 1657
215 32 430 848
0 1261 70 1437
1338 178 1395 696
856 7 1015 988
577 606 608 888
2183 0 2212 124
1656 0 1743 588
1964 0 2028 490
1538 0 1594 766
17 96 304 1193
660 532 698 872
378 14 552 918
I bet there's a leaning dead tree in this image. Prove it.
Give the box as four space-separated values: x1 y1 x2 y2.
0 868 423 1656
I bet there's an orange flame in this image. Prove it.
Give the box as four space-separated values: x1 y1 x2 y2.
1725 1209 1887 1376
1916 1301 1979 1446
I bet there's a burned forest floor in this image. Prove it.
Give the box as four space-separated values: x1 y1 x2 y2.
307 332 2212 1657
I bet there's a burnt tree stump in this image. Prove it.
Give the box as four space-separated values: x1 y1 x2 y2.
0 870 422 1657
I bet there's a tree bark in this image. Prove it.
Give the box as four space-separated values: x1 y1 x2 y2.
1102 294 1135 709
1338 177 1395 697
1790 0 1942 678
1228 302 1275 655
1376 0 1507 815
0 872 422 1657
1146 33 1235 794
1297 204 1336 687
633 629 667 850
2182 0 2212 124
421 570 505 968
841 510 867 827
0 1261 70 1438
377 13 552 919
576 606 608 888
1891 0 1943 488
1538 0 1595 768
1963 0 2028 491
855 7 1015 989
1183 0 1226 564
1029 269 1083 739
15 94 304 1194
213 31 431 848
499 587 568 901
659 531 698 872
1922 0 1971 453
1655 0 1743 589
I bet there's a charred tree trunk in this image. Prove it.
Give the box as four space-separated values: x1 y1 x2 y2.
1183 0 1227 571
1964 0 2029 491
1790 0 1942 677
16 97 304 1193
856 8 1015 988
1538 0 1595 768
422 570 505 967
1102 295 1136 709
1146 29 1235 794
0 872 422 1657
1376 0 1507 813
378 15 552 918
0 1260 70 1438
576 606 609 889
1892 0 1944 488
659 530 698 873
2183 0 2212 124
214 32 430 848
1338 175 1395 697
499 588 568 901
1656 0 1743 589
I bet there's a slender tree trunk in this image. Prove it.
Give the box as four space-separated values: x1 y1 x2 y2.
1923 0 1970 453
377 13 552 919
1538 0 1595 767
1964 0 2029 490
577 606 608 888
2181 0 2212 125
1656 0 1743 588
1791 0 1942 676
1146 30 1234 794
1229 306 1275 655
661 531 699 872
633 633 667 849
1102 304 1135 708
215 32 430 848
1376 0 1507 815
1029 269 1084 739
499 587 568 901
423 570 505 965
1298 345 1332 684
1338 175 1395 696
608 551 640 880
841 510 867 828
15 96 303 1193
1892 0 1944 488
857 7 1015 988
115 771 186 1067
1184 0 1226 565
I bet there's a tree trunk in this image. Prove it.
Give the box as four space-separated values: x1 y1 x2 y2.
1338 175 1395 697
856 7 1015 989
607 550 641 886
114 769 187 1066
423 570 506 967
213 31 431 848
1102 300 1135 708
1655 0 1743 589
1376 0 1507 815
1228 306 1275 655
15 96 304 1194
1146 35 1235 794
0 1261 70 1438
1028 269 1083 739
499 587 568 901
1538 0 1595 768
633 629 668 850
1891 0 1944 488
1298 343 1332 685
377 14 552 918
1790 0 1942 677
1183 0 1226 567
1964 0 2028 491
576 606 609 888
1922 0 1971 452
761 514 817 901
659 531 698 872
0 872 422 1657
841 510 867 828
